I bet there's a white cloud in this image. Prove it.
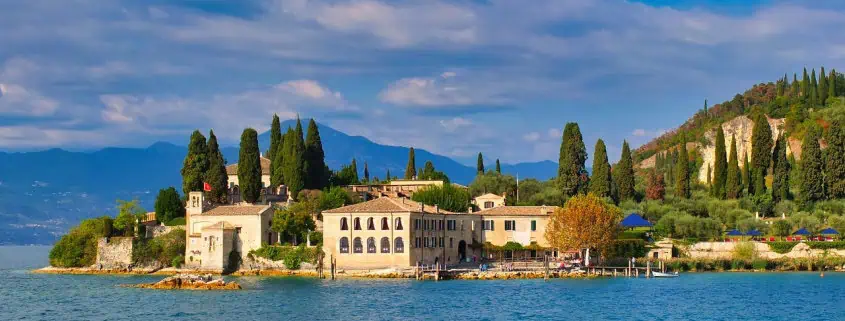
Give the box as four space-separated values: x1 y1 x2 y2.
523 132 541 142
276 79 354 111
547 128 562 139
439 117 472 131
378 71 512 107
0 83 59 116
632 129 647 137
631 128 667 138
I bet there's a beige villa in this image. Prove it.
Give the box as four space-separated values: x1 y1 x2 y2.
225 156 287 202
347 179 466 199
184 191 275 271
472 193 507 210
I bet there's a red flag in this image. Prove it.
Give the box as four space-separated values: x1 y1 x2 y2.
203 182 212 192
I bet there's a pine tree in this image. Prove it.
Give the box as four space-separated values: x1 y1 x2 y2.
827 119 845 199
750 114 773 195
712 125 727 199
800 127 825 203
405 148 416 179
495 159 501 173
675 138 690 199
476 153 485 174
363 161 369 182
181 130 209 195
282 126 306 200
238 128 262 203
591 139 613 198
268 114 282 189
205 130 228 203
726 135 741 199
304 119 327 189
741 152 750 196
557 122 587 196
772 134 790 203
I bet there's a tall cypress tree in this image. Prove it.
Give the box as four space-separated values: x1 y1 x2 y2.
495 159 501 173
269 115 283 188
350 159 359 183
791 73 800 96
811 68 819 106
829 70 837 99
205 130 228 204
238 128 262 203
616 140 636 201
363 161 369 182
819 67 828 103
712 125 727 199
802 68 810 98
385 169 392 182
476 153 485 174
405 148 416 179
304 119 327 189
272 132 286 191
800 127 825 203
827 119 845 199
181 130 209 195
557 122 587 196
706 164 712 187
771 134 790 203
282 126 305 200
750 114 773 195
741 152 750 196
591 139 613 198
675 137 690 199
726 134 741 199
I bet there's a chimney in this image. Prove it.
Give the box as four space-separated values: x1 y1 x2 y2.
420 203 424 213
435 204 439 214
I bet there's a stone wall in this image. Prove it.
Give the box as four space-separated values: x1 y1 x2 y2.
146 225 183 238
241 255 316 271
96 237 133 269
687 242 845 260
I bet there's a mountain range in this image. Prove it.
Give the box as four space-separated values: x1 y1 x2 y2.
0 120 557 245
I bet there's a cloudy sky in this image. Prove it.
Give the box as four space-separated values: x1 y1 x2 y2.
2 0 845 165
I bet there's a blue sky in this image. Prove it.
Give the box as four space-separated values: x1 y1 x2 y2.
1 0 844 165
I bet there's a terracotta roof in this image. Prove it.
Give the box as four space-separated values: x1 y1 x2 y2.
226 156 272 175
474 206 558 216
202 221 235 230
323 197 454 214
475 193 504 199
195 204 271 216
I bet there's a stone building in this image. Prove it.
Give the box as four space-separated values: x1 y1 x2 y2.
472 193 506 210
347 179 465 200
322 197 482 269
474 205 558 249
225 156 287 202
184 191 275 271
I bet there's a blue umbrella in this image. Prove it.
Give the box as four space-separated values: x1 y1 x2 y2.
726 229 744 236
820 227 839 235
793 228 811 236
620 213 653 228
745 229 762 236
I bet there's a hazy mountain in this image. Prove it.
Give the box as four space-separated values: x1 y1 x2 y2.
0 120 556 245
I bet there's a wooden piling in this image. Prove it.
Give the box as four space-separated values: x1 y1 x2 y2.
646 261 651 278
544 255 549 281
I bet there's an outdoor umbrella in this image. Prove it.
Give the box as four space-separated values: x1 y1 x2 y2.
820 228 839 235
620 213 653 228
745 230 762 236
793 228 811 236
726 229 744 236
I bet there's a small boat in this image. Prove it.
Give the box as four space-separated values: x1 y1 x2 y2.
652 271 679 278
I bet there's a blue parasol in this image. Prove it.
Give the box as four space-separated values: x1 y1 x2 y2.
726 229 744 236
820 227 839 235
793 228 811 236
745 229 762 236
620 213 653 228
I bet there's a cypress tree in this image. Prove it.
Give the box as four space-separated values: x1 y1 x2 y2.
268 114 282 189
385 169 391 182
741 152 750 196
282 126 305 200
772 134 790 202
154 187 184 224
827 119 845 199
820 67 828 103
706 164 712 188
726 134 741 199
238 128 262 203
792 73 800 96
712 125 727 199
591 139 613 198
350 159 359 183
405 148 416 179
800 127 825 203
363 161 369 182
829 70 837 99
616 140 636 201
477 153 485 174
495 159 501 173
811 68 819 106
304 119 327 189
557 122 587 196
675 138 690 199
750 114 773 195
272 132 287 189
181 130 209 195
205 130 229 204
802 68 810 98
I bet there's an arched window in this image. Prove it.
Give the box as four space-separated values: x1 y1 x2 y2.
381 237 390 253
367 217 375 230
381 217 389 230
394 237 404 253
354 218 362 230
340 217 348 230
339 237 349 253
395 218 403 230
353 237 363 253
367 237 376 253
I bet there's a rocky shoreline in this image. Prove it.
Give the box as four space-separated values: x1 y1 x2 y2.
125 274 241 290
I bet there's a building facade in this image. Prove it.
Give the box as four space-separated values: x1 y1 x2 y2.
472 193 507 210
226 156 287 203
474 206 557 248
347 180 466 199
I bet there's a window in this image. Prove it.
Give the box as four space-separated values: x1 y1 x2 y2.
447 220 456 231
424 220 428 230
367 217 375 230
415 237 421 248
353 237 363 253
340 217 349 231
340 237 349 253
354 218 362 230
395 218 404 230
424 238 429 248
414 219 420 230
440 220 445 230
484 201 494 209
367 237 376 253
531 220 537 231
431 237 437 248
483 220 495 231
381 217 389 230
381 237 390 253
439 237 444 248
504 220 516 231
395 238 404 253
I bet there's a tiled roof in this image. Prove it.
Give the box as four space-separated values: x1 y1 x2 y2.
202 221 235 230
195 204 271 216
474 206 558 216
323 197 454 214
226 156 272 175
475 193 504 199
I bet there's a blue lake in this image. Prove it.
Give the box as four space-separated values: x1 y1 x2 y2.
1 246 844 320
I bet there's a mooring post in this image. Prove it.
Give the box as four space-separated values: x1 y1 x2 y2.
544 255 549 281
646 261 651 278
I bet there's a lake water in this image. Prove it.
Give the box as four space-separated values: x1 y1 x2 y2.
2 246 844 321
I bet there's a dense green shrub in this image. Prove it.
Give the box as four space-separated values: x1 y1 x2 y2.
768 242 799 254
171 255 185 268
751 259 769 270
49 216 111 267
309 231 323 245
249 244 321 269
606 240 647 258
806 241 845 250
284 250 303 270
665 257 845 272
132 229 186 267
165 217 186 226
732 242 757 260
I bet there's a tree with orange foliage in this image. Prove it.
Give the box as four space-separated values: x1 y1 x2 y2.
645 169 665 201
545 194 621 264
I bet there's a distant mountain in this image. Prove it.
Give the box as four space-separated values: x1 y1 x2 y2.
0 120 556 245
